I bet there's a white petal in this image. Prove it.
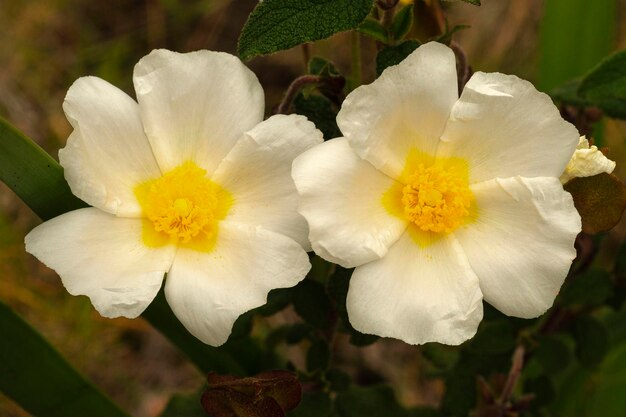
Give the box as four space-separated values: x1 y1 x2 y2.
438 72 580 183
292 138 407 268
24 208 175 318
336 42 458 178
347 232 483 345
164 222 310 346
60 77 162 216
456 176 581 318
212 114 323 251
133 49 264 173
559 136 616 183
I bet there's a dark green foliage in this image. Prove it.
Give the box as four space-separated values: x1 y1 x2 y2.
359 18 388 43
467 320 516 355
574 316 610 368
238 0 375 60
159 393 205 417
326 267 379 346
578 49 626 118
292 279 334 329
535 336 571 374
335 385 412 417
559 269 613 307
0 300 130 417
289 391 333 417
390 4 414 42
376 40 420 76
294 94 342 140
306 338 331 371
0 117 87 221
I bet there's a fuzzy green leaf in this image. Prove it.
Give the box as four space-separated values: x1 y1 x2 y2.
359 18 389 43
578 49 626 119
0 300 130 417
238 0 375 60
390 4 414 42
376 40 420 76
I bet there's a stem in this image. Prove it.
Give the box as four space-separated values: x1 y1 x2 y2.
350 31 362 91
450 41 469 94
275 75 322 114
301 43 311 71
499 345 525 405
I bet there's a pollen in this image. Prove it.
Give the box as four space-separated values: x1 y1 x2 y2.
134 161 232 249
382 149 475 238
401 163 472 233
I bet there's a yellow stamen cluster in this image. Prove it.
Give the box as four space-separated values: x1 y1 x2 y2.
136 162 223 244
401 163 472 233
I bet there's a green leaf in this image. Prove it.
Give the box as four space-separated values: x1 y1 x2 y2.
325 368 351 392
159 393 205 417
390 5 414 42
359 18 388 43
238 0 375 60
551 78 591 107
288 391 333 417
467 320 516 355
0 119 258 376
550 343 626 417
294 94 341 140
524 375 555 407
0 300 130 417
574 316 610 368
326 267 379 346
435 24 470 46
559 269 613 307
292 279 333 329
306 338 331 372
538 0 617 91
578 49 626 119
535 335 571 374
0 117 87 220
376 40 420 76
335 385 411 417
564 173 626 234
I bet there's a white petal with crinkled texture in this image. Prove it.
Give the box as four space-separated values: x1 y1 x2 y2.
336 42 458 178
347 232 483 345
455 176 581 318
133 49 264 173
212 114 323 251
60 77 162 217
292 138 407 268
24 208 175 318
438 72 579 183
164 221 310 346
559 136 616 183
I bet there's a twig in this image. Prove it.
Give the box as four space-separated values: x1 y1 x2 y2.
275 75 322 114
499 345 525 405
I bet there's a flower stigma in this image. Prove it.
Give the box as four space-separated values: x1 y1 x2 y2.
135 161 232 250
383 149 474 241
401 163 472 233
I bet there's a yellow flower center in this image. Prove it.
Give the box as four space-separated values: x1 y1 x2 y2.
134 161 233 251
383 149 475 245
400 163 472 233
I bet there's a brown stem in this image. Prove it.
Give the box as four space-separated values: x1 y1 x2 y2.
499 345 525 405
450 41 469 94
275 75 323 114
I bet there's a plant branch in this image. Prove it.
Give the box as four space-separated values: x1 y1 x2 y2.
275 75 322 114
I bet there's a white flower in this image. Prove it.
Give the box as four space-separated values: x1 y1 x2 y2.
559 136 616 184
25 50 322 346
292 42 582 345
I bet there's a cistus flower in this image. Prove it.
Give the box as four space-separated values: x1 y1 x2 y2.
25 50 322 346
292 42 582 345
559 136 616 184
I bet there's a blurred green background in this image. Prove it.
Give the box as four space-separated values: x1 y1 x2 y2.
1 1 625 416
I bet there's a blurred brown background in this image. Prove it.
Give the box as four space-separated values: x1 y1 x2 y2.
1 1 625 416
